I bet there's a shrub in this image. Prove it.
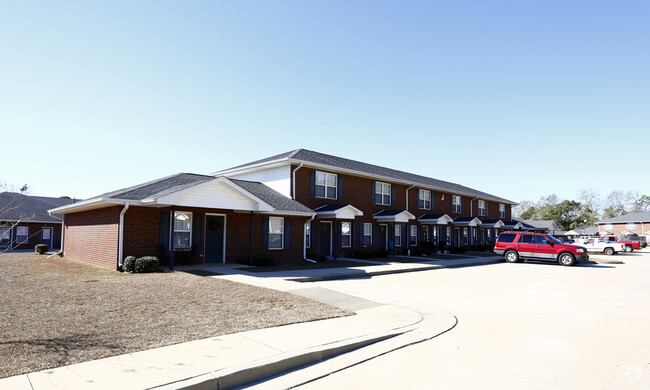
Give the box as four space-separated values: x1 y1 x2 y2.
123 256 136 273
35 244 49 254
373 248 389 258
134 256 160 273
420 242 437 255
641 241 647 249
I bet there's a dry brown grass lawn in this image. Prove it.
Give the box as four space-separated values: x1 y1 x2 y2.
0 252 351 379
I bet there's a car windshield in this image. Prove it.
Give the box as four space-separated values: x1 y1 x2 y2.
546 235 562 244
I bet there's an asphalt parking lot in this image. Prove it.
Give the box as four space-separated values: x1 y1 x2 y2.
297 249 650 389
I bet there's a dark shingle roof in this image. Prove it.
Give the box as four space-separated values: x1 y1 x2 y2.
230 179 313 214
0 192 76 222
99 173 214 200
219 149 514 204
93 173 312 214
598 212 650 224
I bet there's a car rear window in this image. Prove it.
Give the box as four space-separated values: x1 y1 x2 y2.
497 233 517 243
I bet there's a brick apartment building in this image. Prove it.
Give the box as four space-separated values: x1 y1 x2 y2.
51 149 516 269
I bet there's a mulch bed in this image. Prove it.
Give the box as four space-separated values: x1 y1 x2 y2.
0 252 351 379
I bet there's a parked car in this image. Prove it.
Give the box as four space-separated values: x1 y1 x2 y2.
581 238 625 255
600 235 641 252
556 236 574 244
494 232 589 266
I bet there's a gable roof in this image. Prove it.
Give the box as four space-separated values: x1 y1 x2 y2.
216 149 515 205
50 173 313 216
0 192 77 223
597 212 650 224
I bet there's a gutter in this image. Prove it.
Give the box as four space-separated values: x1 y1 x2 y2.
304 213 317 263
405 183 416 211
292 162 304 200
469 196 479 217
118 202 130 267
47 211 65 257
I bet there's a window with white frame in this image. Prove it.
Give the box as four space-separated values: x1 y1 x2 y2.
446 226 452 245
173 211 192 249
487 229 492 242
394 224 402 246
363 223 372 246
625 223 637 230
604 224 614 230
305 222 311 248
341 222 351 248
499 204 506 218
418 190 432 209
463 228 468 245
315 171 337 199
410 225 417 246
375 182 391 205
452 195 462 213
0 228 10 247
268 217 284 249
432 226 438 243
478 200 487 216
16 226 28 244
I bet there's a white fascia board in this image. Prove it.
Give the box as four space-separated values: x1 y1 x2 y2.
289 160 517 205
211 160 289 177
152 177 274 212
47 198 132 215
453 217 482 227
316 205 364 220
374 210 416 223
258 210 316 217
213 156 515 205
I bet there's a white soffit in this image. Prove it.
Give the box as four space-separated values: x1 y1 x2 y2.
316 205 364 220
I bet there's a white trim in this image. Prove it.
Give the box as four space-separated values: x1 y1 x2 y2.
215 157 517 205
315 205 364 220
373 210 416 223
268 216 284 250
418 214 453 225
453 217 482 227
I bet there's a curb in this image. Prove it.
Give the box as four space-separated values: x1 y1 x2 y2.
289 259 503 282
152 330 406 390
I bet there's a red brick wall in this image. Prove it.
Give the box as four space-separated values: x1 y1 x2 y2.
293 166 512 255
122 206 309 266
64 207 120 269
64 205 310 269
4 222 63 250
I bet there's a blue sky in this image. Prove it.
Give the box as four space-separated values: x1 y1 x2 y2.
2 1 648 205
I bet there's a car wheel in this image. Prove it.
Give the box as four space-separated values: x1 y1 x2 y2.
604 247 614 256
558 252 576 266
625 245 633 253
504 250 520 263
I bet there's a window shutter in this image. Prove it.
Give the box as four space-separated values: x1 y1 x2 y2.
416 189 422 209
310 220 317 248
336 221 342 248
337 175 343 200
310 170 316 197
372 223 377 246
160 211 170 250
450 196 453 212
431 192 435 210
391 184 395 206
461 198 465 213
284 217 291 249
262 217 269 249
355 222 360 247
192 212 203 250
485 203 488 216
372 181 377 204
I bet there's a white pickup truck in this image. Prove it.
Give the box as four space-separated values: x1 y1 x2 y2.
581 238 625 255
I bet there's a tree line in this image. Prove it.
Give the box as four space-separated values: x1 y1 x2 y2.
512 190 650 231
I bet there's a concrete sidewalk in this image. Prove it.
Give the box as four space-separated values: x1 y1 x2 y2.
1 255 499 390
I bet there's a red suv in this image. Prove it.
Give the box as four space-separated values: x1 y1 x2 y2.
494 232 589 266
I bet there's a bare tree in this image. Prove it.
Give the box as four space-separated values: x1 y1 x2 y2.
0 183 33 253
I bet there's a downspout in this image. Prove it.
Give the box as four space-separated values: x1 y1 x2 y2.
469 196 479 217
292 162 304 200
47 212 65 258
118 202 130 267
304 214 317 263
405 183 416 211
